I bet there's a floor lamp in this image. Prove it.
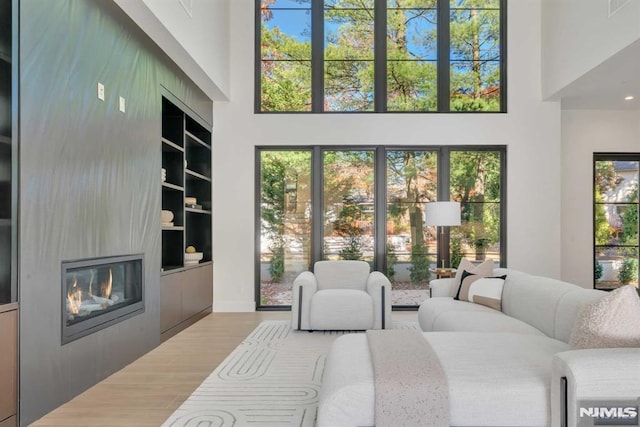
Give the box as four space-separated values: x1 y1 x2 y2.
425 201 461 269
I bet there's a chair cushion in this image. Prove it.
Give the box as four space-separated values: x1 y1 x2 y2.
310 289 374 330
314 260 370 291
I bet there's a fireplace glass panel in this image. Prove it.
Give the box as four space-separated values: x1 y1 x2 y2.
62 254 144 343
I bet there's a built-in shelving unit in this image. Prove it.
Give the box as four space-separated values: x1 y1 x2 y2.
0 1 17 425
160 95 213 341
0 0 13 306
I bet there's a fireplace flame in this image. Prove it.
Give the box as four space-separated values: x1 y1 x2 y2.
67 278 82 315
89 271 95 297
100 269 113 299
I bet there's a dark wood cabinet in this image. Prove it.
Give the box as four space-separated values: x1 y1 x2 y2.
0 0 14 306
160 263 213 341
0 306 17 427
0 2 17 424
160 95 213 341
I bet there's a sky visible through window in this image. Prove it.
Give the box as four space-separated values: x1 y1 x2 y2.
264 0 440 59
260 0 503 112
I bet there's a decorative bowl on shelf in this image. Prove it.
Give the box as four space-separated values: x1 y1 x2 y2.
184 252 203 265
161 210 174 224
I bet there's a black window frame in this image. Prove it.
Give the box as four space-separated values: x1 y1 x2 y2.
255 145 507 310
593 153 640 290
255 0 507 113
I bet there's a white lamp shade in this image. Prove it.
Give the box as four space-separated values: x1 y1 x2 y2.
425 201 461 226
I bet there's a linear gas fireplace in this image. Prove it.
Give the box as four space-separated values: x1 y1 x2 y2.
62 254 144 344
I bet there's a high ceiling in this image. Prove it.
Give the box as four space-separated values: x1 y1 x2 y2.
556 39 640 110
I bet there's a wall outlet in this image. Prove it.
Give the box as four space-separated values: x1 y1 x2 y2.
97 83 105 101
119 96 126 113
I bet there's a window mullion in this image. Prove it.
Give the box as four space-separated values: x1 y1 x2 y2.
374 0 387 112
439 147 451 267
312 146 323 263
499 0 508 112
375 147 387 271
437 0 450 113
312 0 324 112
254 0 262 112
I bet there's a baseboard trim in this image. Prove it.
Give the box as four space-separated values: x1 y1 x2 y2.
212 301 256 312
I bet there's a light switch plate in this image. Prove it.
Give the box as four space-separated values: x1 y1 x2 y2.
97 83 105 101
119 96 126 113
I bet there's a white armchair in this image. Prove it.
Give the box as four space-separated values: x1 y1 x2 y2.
291 260 392 331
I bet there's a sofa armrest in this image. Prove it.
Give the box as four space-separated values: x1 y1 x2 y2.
291 271 317 330
429 278 457 298
366 271 392 329
551 348 640 427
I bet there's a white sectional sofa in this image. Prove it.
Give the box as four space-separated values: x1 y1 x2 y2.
318 268 640 427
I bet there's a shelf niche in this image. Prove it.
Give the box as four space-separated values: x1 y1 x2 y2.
160 95 213 341
161 96 212 271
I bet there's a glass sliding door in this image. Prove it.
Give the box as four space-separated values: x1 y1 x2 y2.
259 150 312 306
386 150 438 305
450 150 502 267
594 157 639 289
323 150 375 262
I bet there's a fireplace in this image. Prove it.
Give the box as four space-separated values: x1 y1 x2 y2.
62 254 144 344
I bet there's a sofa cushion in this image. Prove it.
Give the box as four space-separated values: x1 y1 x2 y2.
430 309 546 336
456 271 507 311
427 332 570 426
418 297 496 331
569 285 640 349
310 289 373 330
553 288 605 343
320 332 570 427
501 271 594 340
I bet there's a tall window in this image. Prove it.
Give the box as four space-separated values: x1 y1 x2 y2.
323 150 375 261
594 155 639 290
257 0 506 113
257 146 506 308
386 150 438 300
258 150 312 306
450 150 503 264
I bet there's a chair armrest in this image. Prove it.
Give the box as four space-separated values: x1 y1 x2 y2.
366 271 392 329
551 348 640 427
429 278 457 298
291 271 317 330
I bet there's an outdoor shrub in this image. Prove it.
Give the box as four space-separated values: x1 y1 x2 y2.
618 258 638 285
594 260 603 281
409 242 430 284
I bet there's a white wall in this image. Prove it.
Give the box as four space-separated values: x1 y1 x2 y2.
541 0 640 99
114 0 230 101
561 110 640 288
211 0 563 311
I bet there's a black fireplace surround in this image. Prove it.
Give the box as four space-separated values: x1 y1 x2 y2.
62 254 144 344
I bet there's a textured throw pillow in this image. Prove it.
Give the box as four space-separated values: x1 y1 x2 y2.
455 271 507 311
452 258 494 297
569 285 640 350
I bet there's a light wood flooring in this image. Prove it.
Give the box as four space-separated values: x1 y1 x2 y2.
31 310 417 426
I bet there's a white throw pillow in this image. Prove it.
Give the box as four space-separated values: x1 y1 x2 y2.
452 258 493 297
569 285 640 350
455 271 507 311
